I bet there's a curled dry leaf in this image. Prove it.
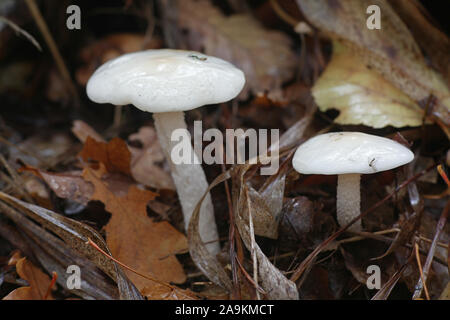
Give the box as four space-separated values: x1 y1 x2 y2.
128 126 175 190
82 164 187 291
313 42 425 128
297 0 450 128
3 256 54 300
232 165 298 300
21 166 93 205
174 0 298 99
0 202 119 299
188 170 233 292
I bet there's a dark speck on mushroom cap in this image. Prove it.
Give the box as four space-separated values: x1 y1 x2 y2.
292 132 414 175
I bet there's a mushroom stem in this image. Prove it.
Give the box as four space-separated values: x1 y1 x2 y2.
153 111 220 254
336 173 361 232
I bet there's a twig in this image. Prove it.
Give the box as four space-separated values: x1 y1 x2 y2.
0 155 34 203
246 188 260 299
0 16 42 51
414 241 430 300
269 0 298 27
437 164 450 187
412 201 449 300
24 0 79 105
372 249 415 300
338 228 400 244
43 271 57 300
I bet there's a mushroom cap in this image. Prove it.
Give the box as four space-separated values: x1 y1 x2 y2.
292 132 414 175
86 49 245 113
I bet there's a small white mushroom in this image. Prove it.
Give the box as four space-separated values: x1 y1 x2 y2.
86 49 246 254
292 132 414 232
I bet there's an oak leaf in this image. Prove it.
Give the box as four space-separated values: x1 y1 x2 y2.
3 257 54 300
79 136 131 176
82 164 187 291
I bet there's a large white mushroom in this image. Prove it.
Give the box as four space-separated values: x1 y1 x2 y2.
292 132 414 232
86 49 246 254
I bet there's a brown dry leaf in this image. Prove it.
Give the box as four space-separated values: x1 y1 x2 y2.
3 257 54 300
313 41 424 128
232 165 299 300
82 164 187 291
76 33 163 86
246 186 279 239
128 126 175 190
21 166 93 205
175 0 298 99
9 132 72 168
79 136 131 176
388 0 450 86
72 121 174 190
296 0 450 127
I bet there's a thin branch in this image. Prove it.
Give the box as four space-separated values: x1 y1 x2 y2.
0 16 42 51
24 0 79 105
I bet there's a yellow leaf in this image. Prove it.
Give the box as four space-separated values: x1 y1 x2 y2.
313 42 424 128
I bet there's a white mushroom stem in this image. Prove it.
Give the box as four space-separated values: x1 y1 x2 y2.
153 111 220 254
336 173 362 232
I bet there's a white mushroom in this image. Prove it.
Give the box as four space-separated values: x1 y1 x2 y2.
292 132 414 232
86 49 246 254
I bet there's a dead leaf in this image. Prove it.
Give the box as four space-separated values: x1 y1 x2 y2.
388 0 450 86
187 170 233 291
141 284 199 300
174 0 298 99
313 41 425 128
21 166 93 205
297 0 450 128
246 186 279 239
128 126 175 190
3 256 54 300
232 165 299 299
79 136 131 176
72 122 174 190
82 164 187 291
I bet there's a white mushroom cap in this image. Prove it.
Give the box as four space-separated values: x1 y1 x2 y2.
86 49 245 113
292 132 414 175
